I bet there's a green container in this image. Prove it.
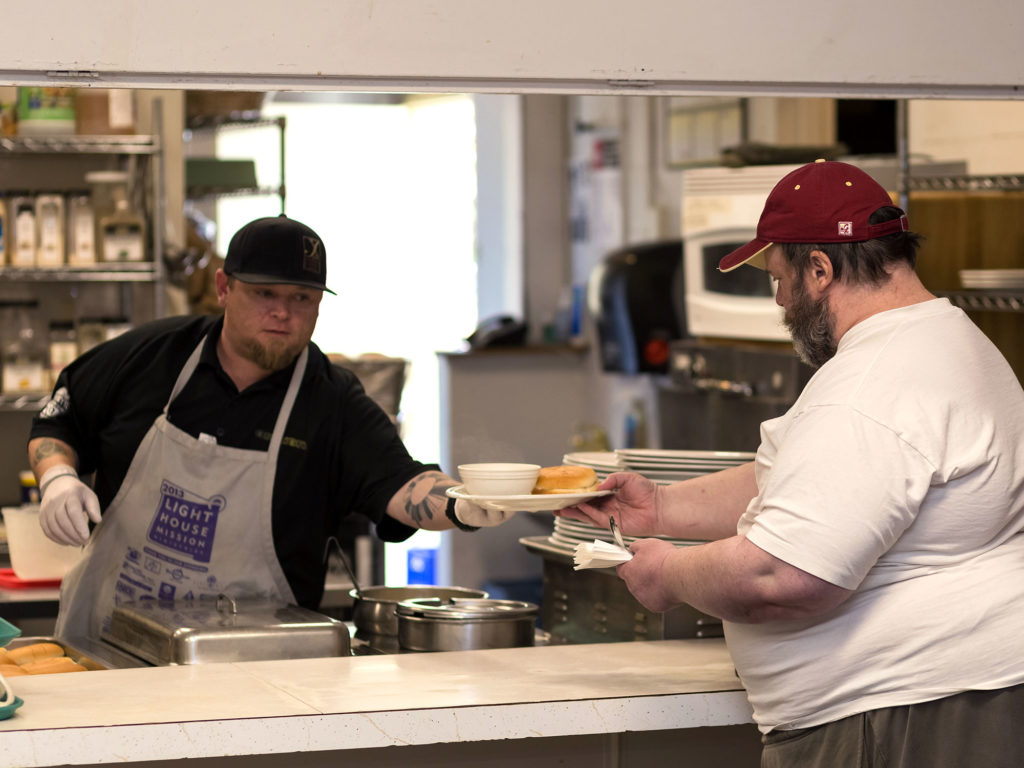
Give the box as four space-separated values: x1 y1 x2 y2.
17 87 76 135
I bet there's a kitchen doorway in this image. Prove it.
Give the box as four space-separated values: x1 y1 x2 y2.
210 94 479 466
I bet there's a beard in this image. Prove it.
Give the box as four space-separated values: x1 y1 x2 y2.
785 278 837 368
237 335 305 372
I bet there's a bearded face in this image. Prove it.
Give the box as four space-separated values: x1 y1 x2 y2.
219 278 322 374
784 271 837 369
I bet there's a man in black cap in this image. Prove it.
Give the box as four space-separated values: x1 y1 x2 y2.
27 214 504 640
562 162 1024 767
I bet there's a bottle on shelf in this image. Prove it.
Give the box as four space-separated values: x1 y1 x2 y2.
11 195 37 267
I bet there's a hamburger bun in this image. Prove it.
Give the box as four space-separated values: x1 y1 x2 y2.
532 465 599 495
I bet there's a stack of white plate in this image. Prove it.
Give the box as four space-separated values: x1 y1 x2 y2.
541 449 755 555
552 517 705 552
561 451 622 482
614 448 755 483
959 269 1024 290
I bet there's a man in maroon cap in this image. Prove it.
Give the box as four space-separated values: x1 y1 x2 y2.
563 161 1024 767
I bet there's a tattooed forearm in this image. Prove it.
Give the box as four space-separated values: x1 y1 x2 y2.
399 470 456 527
31 438 77 467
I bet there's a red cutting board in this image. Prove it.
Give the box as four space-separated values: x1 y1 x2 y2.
0 568 62 589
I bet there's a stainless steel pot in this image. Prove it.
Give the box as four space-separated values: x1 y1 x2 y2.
349 585 488 637
396 597 538 652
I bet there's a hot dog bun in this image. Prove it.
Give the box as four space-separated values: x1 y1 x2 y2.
0 648 14 664
531 465 599 494
22 656 87 675
0 663 28 676
8 642 65 665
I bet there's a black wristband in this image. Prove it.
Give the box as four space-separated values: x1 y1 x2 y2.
445 494 480 532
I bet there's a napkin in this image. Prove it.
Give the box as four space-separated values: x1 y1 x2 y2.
573 539 633 570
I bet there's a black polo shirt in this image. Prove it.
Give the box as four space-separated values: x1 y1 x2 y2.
30 314 431 609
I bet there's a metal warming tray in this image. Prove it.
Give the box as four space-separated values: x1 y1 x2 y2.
102 595 350 665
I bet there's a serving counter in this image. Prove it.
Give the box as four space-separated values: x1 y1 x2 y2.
0 638 760 767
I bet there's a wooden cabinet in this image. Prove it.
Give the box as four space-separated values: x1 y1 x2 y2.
910 184 1024 380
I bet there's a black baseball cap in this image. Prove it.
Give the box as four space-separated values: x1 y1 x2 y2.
224 214 335 294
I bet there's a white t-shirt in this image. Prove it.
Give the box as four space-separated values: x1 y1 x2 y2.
727 298 1024 733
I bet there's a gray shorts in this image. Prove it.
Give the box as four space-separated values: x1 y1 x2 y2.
761 683 1024 768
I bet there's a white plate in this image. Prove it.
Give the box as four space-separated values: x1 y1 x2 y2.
562 452 624 471
616 448 756 462
447 485 613 513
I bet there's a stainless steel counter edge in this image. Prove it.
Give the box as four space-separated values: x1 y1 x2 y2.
0 638 754 767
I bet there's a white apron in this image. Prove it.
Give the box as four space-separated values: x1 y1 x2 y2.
55 338 307 640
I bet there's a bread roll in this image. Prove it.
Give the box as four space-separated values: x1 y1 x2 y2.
9 642 66 665
532 465 599 494
0 647 14 664
22 656 87 675
0 663 28 676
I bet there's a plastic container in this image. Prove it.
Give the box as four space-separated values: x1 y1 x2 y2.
0 505 83 581
67 193 96 266
35 194 65 267
0 300 46 395
10 196 36 267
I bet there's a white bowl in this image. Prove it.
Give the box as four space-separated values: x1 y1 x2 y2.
1 505 84 581
458 463 541 496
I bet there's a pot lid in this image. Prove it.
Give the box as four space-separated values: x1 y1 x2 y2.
395 597 538 621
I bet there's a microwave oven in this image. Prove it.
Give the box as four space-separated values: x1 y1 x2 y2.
681 164 798 342
683 226 788 341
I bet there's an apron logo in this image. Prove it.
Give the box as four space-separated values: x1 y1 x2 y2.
148 480 225 563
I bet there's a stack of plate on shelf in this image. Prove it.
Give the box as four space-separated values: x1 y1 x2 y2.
615 448 755 484
540 449 755 556
959 269 1024 290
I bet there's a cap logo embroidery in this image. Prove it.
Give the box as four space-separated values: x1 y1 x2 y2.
838 222 853 236
302 235 323 275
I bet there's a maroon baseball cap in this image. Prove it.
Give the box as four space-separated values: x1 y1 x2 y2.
224 214 335 294
718 160 909 273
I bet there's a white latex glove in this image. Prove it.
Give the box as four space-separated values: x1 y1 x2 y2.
454 499 515 528
38 465 102 546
